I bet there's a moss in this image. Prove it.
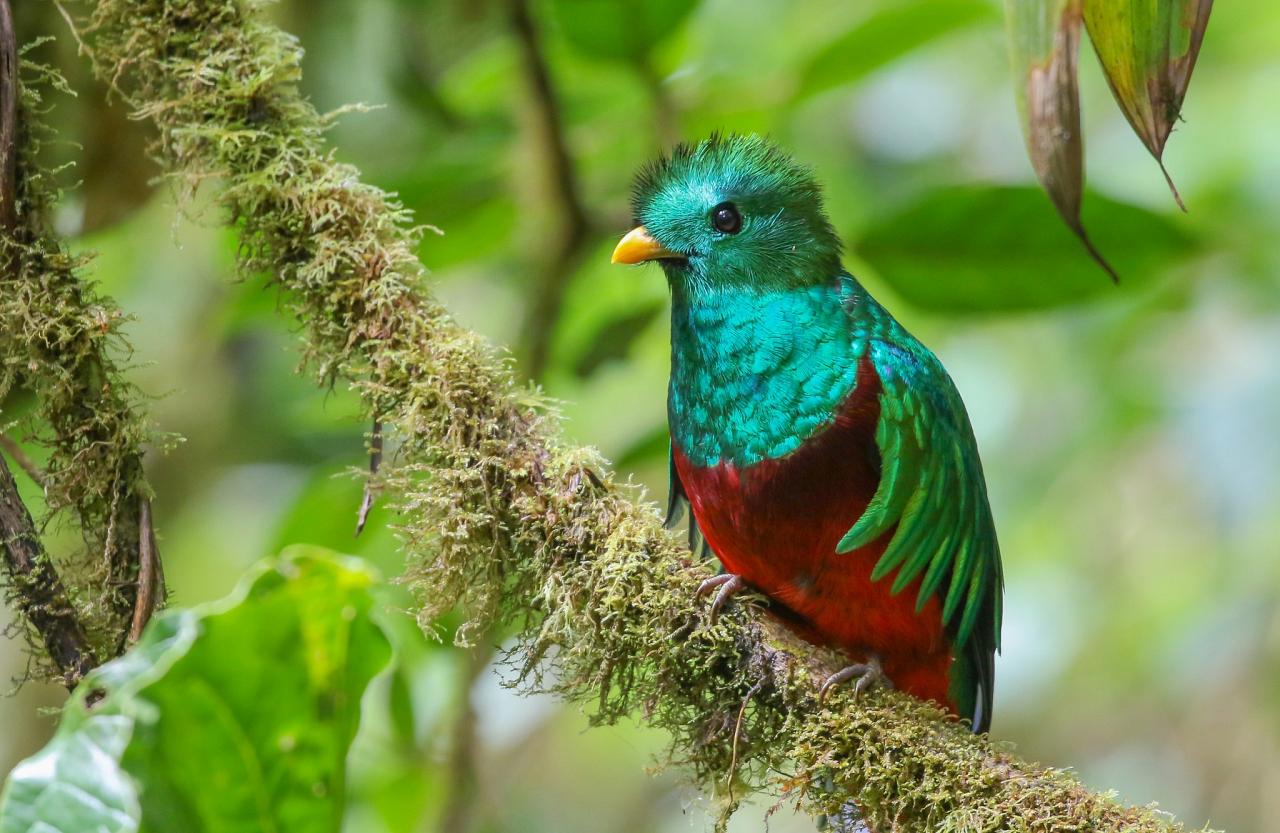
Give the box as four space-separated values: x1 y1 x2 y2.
0 51 154 671
79 1 1209 830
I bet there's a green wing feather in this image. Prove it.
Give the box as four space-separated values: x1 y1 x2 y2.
837 339 1003 655
836 337 1002 732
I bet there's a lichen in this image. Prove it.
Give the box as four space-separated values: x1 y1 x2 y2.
77 1 1207 830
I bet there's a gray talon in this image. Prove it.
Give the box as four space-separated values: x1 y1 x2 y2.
819 654 893 703
696 573 746 623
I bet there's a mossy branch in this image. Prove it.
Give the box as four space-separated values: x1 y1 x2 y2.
0 445 97 685
1 0 162 685
76 1 1204 830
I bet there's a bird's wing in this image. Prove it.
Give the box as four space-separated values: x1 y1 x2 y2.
836 339 1002 701
667 444 708 560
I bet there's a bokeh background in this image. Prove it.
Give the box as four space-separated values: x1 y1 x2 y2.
3 1 1279 831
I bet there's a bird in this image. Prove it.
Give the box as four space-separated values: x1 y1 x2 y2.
611 134 1003 732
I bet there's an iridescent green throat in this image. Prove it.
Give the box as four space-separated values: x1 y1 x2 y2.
668 276 874 468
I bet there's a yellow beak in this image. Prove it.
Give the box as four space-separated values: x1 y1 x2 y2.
611 226 682 264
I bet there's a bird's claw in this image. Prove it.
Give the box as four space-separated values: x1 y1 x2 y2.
696 573 746 624
819 654 893 704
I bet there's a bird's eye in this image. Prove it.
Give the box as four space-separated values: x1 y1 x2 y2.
710 202 742 234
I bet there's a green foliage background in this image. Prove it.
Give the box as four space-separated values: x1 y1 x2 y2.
1 0 1277 831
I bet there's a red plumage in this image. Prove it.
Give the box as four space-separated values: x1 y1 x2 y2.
672 355 956 712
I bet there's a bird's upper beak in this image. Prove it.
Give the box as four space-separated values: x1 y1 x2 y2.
611 226 682 264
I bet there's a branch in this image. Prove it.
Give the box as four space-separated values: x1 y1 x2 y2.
393 9 463 130
0 0 98 688
0 8 162 678
0 433 46 488
78 2 1201 831
355 418 381 535
0 0 15 233
0 452 98 686
507 0 592 380
438 640 492 833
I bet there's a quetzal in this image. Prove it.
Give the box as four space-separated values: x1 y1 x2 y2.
611 134 1003 732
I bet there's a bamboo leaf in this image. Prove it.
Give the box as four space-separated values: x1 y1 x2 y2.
1005 0 1117 281
1082 0 1213 209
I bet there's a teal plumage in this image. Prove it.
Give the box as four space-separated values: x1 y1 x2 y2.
668 281 860 466
615 134 1003 731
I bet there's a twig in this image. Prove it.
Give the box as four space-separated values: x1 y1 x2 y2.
438 640 494 833
0 0 16 233
0 433 45 489
395 12 463 129
52 0 88 57
355 418 381 536
507 0 592 380
127 497 158 644
0 454 98 687
727 679 764 794
506 0 586 246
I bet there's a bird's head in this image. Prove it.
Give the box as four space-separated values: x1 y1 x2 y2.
612 133 841 295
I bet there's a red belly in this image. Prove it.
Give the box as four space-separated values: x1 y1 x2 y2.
673 357 954 711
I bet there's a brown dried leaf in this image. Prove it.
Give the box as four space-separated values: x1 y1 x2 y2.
1005 0 1118 281
1083 0 1213 210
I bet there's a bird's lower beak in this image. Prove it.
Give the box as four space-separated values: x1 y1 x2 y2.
611 226 682 264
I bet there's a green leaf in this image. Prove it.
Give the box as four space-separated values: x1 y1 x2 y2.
1005 0 1117 280
798 0 998 99
546 0 697 63
548 239 670 382
572 300 665 378
614 423 670 470
0 547 392 833
856 185 1195 312
1082 0 1213 209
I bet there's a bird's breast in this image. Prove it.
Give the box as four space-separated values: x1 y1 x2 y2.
673 354 948 665
667 283 860 468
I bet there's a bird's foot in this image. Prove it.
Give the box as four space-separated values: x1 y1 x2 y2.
695 573 747 624
819 654 893 704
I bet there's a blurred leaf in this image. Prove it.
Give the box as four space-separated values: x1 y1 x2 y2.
572 300 665 378
857 185 1195 312
1005 0 1117 280
81 87 158 233
547 239 670 382
268 464 401 576
614 423 670 470
798 0 998 99
1082 0 1213 209
545 0 696 62
387 663 419 751
0 548 391 833
342 596 441 833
